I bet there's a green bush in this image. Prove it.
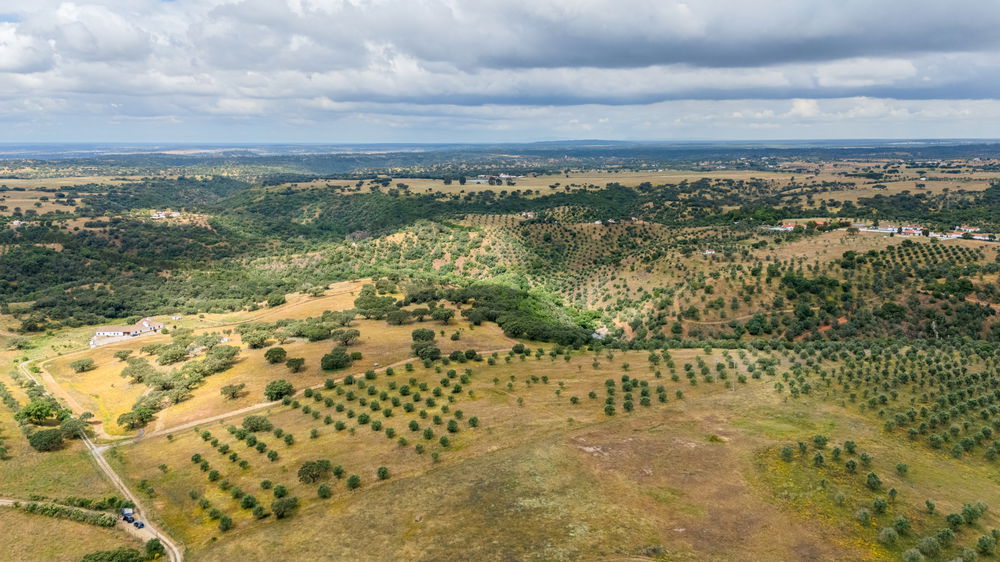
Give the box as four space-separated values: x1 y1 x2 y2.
28 429 64 452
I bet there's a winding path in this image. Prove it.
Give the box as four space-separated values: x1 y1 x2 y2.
18 310 517 562
81 433 184 561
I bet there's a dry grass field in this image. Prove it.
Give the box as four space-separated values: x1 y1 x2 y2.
42 282 515 435
0 177 136 189
102 344 1000 561
0 508 141 561
272 162 1000 206
111 348 825 560
0 190 81 216
0 369 117 499
276 169 800 198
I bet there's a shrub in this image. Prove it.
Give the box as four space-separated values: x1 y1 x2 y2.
321 347 352 371
779 445 794 461
977 535 997 555
220 383 245 399
28 429 64 452
872 497 888 514
145 539 165 559
264 347 287 364
937 528 956 545
264 379 294 401
271 497 299 519
412 328 435 342
298 460 332 484
82 548 144 561
947 513 965 529
20 502 117 528
866 472 882 491
878 527 898 546
917 536 941 557
69 359 96 373
242 416 273 433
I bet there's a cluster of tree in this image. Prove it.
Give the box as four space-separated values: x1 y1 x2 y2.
411 328 441 361
433 283 593 346
116 342 241 429
17 502 118 527
78 176 249 216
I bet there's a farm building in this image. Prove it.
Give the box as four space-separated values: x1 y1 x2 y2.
94 317 163 338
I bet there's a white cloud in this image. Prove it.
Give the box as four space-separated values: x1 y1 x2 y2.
0 22 52 72
788 99 821 118
815 58 917 88
52 2 151 61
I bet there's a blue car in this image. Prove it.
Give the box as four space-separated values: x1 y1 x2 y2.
134 521 145 529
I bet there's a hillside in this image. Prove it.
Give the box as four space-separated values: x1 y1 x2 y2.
1 148 1000 561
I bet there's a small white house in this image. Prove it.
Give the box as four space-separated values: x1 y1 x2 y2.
94 317 163 338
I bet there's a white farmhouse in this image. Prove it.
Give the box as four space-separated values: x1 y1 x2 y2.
94 317 163 338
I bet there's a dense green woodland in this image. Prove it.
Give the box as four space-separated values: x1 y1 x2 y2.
1 166 999 346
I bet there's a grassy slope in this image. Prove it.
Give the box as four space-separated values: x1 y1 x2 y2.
0 371 116 500
111 349 864 560
105 344 1000 560
45 313 513 435
0 508 141 561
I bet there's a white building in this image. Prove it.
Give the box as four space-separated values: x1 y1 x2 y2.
94 317 163 338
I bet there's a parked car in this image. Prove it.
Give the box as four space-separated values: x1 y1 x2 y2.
134 521 145 529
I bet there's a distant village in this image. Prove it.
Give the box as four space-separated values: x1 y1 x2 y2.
149 210 181 220
768 221 997 242
468 174 522 185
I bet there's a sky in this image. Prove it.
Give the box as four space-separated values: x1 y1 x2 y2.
3 0 1000 143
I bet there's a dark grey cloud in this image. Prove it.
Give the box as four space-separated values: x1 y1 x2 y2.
392 1 1000 70
2 0 1000 141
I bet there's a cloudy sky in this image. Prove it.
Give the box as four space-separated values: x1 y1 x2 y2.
3 0 1000 142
